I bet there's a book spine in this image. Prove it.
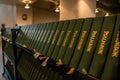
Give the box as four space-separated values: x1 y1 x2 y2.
15 25 27 43
38 23 50 52
78 17 104 72
33 24 46 50
34 23 47 51
47 20 76 80
31 22 59 79
41 22 59 55
43 21 63 56
20 25 31 45
70 18 93 69
88 16 116 78
40 23 54 53
26 24 48 79
56 20 76 60
26 24 39 49
43 20 71 80
30 23 55 79
101 15 120 80
63 19 84 65
47 21 69 56
28 24 41 49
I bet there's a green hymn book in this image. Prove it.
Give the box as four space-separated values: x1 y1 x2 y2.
47 21 68 59
32 24 45 49
21 25 33 45
88 15 116 78
33 24 46 50
28 24 41 49
41 20 70 80
40 22 54 53
53 19 84 80
78 17 104 72
17 50 34 80
27 24 39 49
20 25 33 45
28 23 56 80
101 15 120 80
35 23 47 52
54 18 91 80
63 19 84 65
38 23 50 53
16 25 28 43
49 19 77 80
31 22 58 79
34 21 63 80
70 18 93 69
43 22 59 54
56 20 78 60
47 21 69 57
16 25 36 80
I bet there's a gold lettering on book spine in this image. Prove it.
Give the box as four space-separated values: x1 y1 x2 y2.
35 30 43 41
30 30 34 39
41 30 46 41
57 31 65 45
44 30 50 43
62 31 71 47
69 31 78 48
112 32 120 57
87 31 97 52
47 30 54 43
98 31 109 54
52 30 59 44
37 30 43 41
77 31 87 50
